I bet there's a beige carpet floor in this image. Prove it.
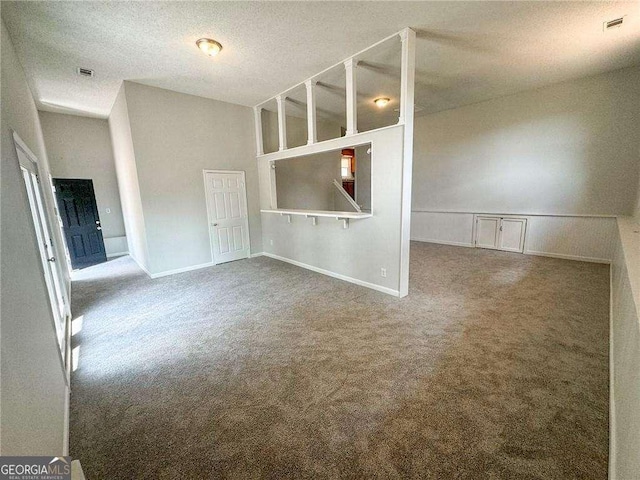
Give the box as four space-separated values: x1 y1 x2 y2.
69 242 609 479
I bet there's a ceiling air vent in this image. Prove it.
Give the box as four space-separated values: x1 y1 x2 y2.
77 67 94 78
604 17 625 31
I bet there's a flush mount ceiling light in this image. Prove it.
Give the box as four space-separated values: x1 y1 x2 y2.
196 38 223 57
374 97 390 108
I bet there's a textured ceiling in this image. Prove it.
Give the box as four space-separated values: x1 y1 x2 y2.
2 1 640 119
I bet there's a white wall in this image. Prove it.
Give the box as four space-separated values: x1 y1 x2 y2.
40 111 127 256
412 67 640 262
0 19 68 455
411 212 617 263
260 126 406 295
108 85 150 270
610 217 640 479
413 66 640 216
121 81 262 275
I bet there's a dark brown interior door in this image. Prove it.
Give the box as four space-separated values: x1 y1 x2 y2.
53 178 107 269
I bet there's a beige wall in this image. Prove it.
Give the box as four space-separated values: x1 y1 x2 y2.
0 20 68 455
634 160 640 224
276 152 341 211
39 111 127 254
267 110 349 212
121 81 262 274
108 85 150 269
262 109 343 155
412 66 640 216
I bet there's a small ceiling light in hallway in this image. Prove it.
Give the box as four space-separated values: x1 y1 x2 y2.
196 38 223 57
374 97 390 108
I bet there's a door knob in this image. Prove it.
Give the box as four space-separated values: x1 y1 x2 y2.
47 257 56 263
97 226 102 230
213 223 219 227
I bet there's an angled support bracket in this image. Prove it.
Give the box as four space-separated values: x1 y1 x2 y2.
338 218 349 229
307 215 318 226
280 213 292 223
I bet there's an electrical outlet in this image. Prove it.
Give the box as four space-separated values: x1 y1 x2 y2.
269 239 274 246
381 268 387 278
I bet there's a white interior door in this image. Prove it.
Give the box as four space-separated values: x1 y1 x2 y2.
204 171 251 264
475 216 500 249
19 165 66 352
499 218 527 252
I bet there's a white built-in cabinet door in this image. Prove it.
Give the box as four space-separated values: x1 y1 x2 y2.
474 215 527 253
475 216 501 249
499 218 527 252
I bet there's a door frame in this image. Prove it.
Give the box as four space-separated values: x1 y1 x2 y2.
52 178 107 270
12 131 70 364
202 169 251 264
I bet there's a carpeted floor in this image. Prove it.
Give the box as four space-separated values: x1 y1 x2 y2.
69 242 609 479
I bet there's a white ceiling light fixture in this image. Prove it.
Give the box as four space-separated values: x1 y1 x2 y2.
196 38 223 57
374 97 390 108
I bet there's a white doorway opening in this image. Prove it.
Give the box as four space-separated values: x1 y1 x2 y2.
203 170 251 265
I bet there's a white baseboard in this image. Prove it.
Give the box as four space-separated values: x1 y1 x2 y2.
128 254 153 278
149 261 215 279
130 254 266 279
262 252 400 297
411 237 474 248
107 251 128 258
524 249 611 264
411 239 611 264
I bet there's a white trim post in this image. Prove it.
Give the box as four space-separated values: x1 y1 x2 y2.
305 79 317 145
344 58 357 136
253 106 264 155
276 95 287 151
269 161 277 209
398 28 416 298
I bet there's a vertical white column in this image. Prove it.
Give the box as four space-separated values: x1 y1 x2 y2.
398 28 416 298
305 79 317 145
344 58 357 136
269 161 278 209
276 95 287 151
253 106 264 155
398 29 415 126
